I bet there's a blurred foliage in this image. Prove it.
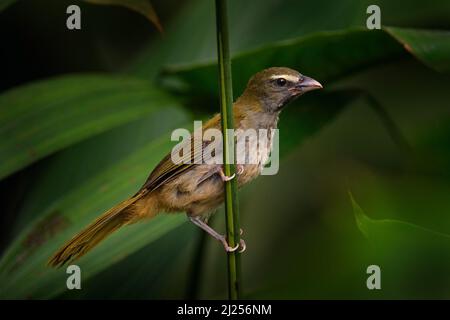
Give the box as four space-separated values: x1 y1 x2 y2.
0 0 450 299
0 75 180 179
84 0 163 32
166 27 450 98
2 0 162 32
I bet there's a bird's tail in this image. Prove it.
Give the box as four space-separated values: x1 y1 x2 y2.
48 191 157 268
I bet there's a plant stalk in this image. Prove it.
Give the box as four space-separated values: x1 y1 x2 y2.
215 0 242 300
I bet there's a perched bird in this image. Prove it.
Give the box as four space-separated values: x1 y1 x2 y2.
48 67 322 267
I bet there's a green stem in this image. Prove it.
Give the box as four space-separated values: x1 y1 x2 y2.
215 0 242 300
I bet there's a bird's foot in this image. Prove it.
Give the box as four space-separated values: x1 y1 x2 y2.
219 235 239 252
219 165 243 181
219 235 246 253
189 216 245 253
219 167 235 181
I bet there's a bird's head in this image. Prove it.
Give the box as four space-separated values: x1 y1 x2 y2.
241 67 323 113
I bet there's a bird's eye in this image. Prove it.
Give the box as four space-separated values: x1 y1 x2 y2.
276 78 287 87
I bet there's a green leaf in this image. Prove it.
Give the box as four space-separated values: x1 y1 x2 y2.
130 0 450 78
386 27 450 73
57 223 197 299
0 83 191 299
348 191 450 298
163 28 403 98
0 132 187 299
84 0 163 32
350 191 450 245
11 108 189 234
163 27 450 99
0 74 179 180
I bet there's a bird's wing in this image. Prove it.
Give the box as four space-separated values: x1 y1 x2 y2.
139 115 222 193
139 115 220 192
138 138 203 193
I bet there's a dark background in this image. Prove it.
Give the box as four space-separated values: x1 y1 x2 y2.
1 0 450 299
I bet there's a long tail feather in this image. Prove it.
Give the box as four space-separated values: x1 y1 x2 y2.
48 192 149 268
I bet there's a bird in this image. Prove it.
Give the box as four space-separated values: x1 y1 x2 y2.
48 67 322 267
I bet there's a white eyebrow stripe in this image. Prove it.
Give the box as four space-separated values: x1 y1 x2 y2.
270 74 299 82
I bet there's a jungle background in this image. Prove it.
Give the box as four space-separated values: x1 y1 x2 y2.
1 0 450 299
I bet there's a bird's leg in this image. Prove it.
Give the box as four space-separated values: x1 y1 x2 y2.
189 215 246 253
237 164 244 175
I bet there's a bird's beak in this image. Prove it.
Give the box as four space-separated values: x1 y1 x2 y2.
296 76 323 93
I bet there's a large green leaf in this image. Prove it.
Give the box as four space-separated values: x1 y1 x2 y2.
163 27 450 101
386 27 450 73
10 108 189 234
350 192 450 241
0 133 187 299
57 223 198 299
0 74 179 180
130 0 450 78
350 192 450 298
0 74 190 299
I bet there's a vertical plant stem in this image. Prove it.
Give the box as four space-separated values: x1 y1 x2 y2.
215 0 242 300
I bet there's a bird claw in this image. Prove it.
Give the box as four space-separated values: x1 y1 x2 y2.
219 167 236 181
221 237 239 252
238 239 246 253
220 236 246 253
219 165 243 182
222 173 235 181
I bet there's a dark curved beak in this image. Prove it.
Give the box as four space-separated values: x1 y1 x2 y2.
296 76 323 93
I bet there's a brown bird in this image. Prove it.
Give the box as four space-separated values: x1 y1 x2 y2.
48 67 322 267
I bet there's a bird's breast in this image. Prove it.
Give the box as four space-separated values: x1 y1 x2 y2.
235 127 274 183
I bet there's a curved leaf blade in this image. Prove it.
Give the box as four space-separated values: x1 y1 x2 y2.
0 74 178 180
350 191 450 243
164 27 450 99
0 134 186 299
130 0 450 78
386 27 450 73
163 28 404 98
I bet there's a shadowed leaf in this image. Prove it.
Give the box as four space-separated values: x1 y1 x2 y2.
350 191 450 243
0 74 178 180
0 134 187 299
386 27 450 73
84 0 163 32
164 27 450 100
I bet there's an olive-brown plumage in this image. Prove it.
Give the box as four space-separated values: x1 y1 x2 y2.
48 67 322 267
